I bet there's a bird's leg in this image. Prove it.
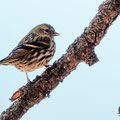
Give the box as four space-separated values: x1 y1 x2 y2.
25 72 30 82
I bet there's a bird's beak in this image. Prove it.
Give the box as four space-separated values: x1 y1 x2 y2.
54 32 60 36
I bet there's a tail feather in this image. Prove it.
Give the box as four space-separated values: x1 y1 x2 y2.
0 58 11 65
0 59 5 65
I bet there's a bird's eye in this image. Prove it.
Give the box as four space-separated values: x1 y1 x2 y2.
45 29 49 33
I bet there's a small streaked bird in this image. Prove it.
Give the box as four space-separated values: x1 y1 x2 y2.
0 24 59 82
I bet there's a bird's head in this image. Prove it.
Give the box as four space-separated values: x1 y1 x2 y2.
33 24 59 38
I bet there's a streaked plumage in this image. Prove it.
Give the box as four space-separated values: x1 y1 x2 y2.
0 24 59 82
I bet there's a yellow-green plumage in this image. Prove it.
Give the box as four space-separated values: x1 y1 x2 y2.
0 24 59 82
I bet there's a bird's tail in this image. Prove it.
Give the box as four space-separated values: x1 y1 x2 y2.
0 58 10 65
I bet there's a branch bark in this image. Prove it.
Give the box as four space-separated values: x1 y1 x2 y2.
0 0 120 119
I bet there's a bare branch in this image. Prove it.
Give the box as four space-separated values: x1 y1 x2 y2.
0 0 120 119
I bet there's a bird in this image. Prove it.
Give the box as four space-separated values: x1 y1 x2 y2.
0 23 59 82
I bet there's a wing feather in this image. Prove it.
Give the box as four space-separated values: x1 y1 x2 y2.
0 32 51 65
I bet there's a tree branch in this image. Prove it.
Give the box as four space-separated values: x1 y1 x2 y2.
0 0 120 119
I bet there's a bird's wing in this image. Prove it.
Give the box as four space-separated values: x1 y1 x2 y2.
0 35 51 65
0 48 33 65
18 31 51 50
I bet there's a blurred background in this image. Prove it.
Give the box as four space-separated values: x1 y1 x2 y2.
0 0 120 120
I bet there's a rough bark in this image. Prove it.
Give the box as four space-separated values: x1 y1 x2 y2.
0 0 120 120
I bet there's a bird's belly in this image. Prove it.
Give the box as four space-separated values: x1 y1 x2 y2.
14 49 55 72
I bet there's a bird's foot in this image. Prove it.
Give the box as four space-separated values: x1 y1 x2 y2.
44 65 52 69
27 78 31 82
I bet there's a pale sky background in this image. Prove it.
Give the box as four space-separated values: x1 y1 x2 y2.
0 0 120 120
